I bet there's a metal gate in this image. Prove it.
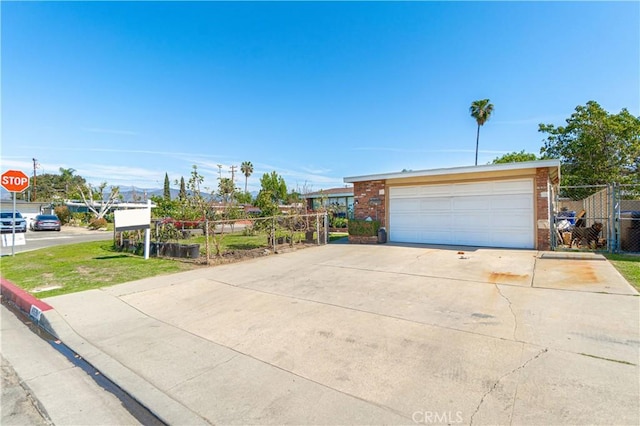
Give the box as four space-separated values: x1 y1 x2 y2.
551 184 640 253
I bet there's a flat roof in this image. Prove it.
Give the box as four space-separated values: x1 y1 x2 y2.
344 159 561 183
304 187 354 198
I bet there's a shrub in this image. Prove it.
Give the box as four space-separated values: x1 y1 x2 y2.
54 205 71 225
330 217 348 228
88 217 108 229
348 219 380 236
72 212 92 225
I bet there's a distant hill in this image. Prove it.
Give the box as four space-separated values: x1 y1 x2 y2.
1 186 259 202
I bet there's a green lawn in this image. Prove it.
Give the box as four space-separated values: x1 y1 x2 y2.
605 254 640 291
1 231 344 299
0 241 198 298
184 230 337 253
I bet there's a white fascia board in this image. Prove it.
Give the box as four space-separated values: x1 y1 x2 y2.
343 160 561 183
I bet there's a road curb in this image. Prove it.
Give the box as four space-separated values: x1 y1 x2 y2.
42 306 209 425
0 278 53 318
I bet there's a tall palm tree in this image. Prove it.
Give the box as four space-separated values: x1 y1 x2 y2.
240 161 253 193
470 99 494 165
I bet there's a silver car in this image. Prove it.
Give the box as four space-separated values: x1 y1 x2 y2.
0 211 27 233
30 214 62 231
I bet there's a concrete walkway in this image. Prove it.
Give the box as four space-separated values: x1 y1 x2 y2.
1 305 140 425
42 244 639 425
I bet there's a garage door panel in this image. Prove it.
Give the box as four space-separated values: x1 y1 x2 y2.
497 210 532 228
453 215 492 228
490 194 531 209
452 182 493 196
453 231 492 246
391 198 421 211
492 179 533 193
452 196 492 210
418 185 452 197
389 179 534 248
393 229 453 244
420 198 452 210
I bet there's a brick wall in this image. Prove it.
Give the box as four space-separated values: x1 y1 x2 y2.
535 168 551 250
348 235 378 244
353 180 386 227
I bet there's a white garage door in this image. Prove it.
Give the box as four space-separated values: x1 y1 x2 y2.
389 179 534 248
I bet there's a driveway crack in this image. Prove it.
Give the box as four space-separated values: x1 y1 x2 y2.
469 347 548 425
496 284 518 341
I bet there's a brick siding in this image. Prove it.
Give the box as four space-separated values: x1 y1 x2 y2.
353 180 386 227
535 167 551 250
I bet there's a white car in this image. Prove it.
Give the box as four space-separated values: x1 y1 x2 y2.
0 211 27 233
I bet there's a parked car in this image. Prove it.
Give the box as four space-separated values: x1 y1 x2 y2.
30 214 62 231
0 211 27 233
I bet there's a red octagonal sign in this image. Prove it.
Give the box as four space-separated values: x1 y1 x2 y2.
1 169 30 192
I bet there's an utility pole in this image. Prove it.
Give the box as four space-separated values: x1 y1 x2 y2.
216 164 223 180
32 158 38 201
229 165 237 183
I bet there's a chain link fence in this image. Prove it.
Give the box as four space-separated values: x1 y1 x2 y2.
551 184 640 253
121 212 329 262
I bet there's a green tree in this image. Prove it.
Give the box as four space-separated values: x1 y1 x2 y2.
178 176 187 202
218 177 236 204
240 161 253 193
186 165 205 215
24 169 86 201
539 101 640 187
470 99 495 165
163 172 171 201
491 150 538 164
255 171 287 216
59 168 76 197
234 191 253 205
150 195 179 218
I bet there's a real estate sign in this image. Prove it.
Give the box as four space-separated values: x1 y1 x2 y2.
114 208 151 232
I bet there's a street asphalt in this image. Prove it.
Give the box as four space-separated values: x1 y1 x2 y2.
0 225 112 256
13 244 640 424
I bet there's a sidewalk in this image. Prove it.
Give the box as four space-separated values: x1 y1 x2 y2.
38 244 639 425
0 305 140 426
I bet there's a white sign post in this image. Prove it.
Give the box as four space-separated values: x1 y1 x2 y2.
113 200 152 260
1 169 30 256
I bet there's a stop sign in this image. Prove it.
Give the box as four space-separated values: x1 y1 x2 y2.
1 170 30 192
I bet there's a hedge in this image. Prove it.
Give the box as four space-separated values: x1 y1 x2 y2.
348 219 380 236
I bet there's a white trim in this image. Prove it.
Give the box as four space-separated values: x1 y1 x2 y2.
344 160 561 183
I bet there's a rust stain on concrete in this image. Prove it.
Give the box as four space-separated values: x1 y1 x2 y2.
568 262 599 283
488 272 529 284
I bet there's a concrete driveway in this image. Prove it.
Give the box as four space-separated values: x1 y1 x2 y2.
43 244 639 425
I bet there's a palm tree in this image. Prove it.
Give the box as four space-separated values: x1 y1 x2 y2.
470 99 494 165
240 161 253 193
59 167 76 197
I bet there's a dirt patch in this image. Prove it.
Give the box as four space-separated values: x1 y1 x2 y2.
75 266 93 276
203 243 319 266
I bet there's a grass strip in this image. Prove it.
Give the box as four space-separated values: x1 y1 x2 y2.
605 253 640 291
0 241 198 298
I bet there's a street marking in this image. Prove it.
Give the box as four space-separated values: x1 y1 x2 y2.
27 236 73 241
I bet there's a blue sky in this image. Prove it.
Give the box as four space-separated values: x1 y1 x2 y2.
2 1 639 194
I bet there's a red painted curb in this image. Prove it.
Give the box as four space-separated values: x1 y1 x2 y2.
0 278 53 314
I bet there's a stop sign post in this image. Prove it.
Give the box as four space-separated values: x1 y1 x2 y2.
2 170 30 193
1 170 30 256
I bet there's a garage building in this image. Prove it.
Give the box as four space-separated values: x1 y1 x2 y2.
344 160 560 250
